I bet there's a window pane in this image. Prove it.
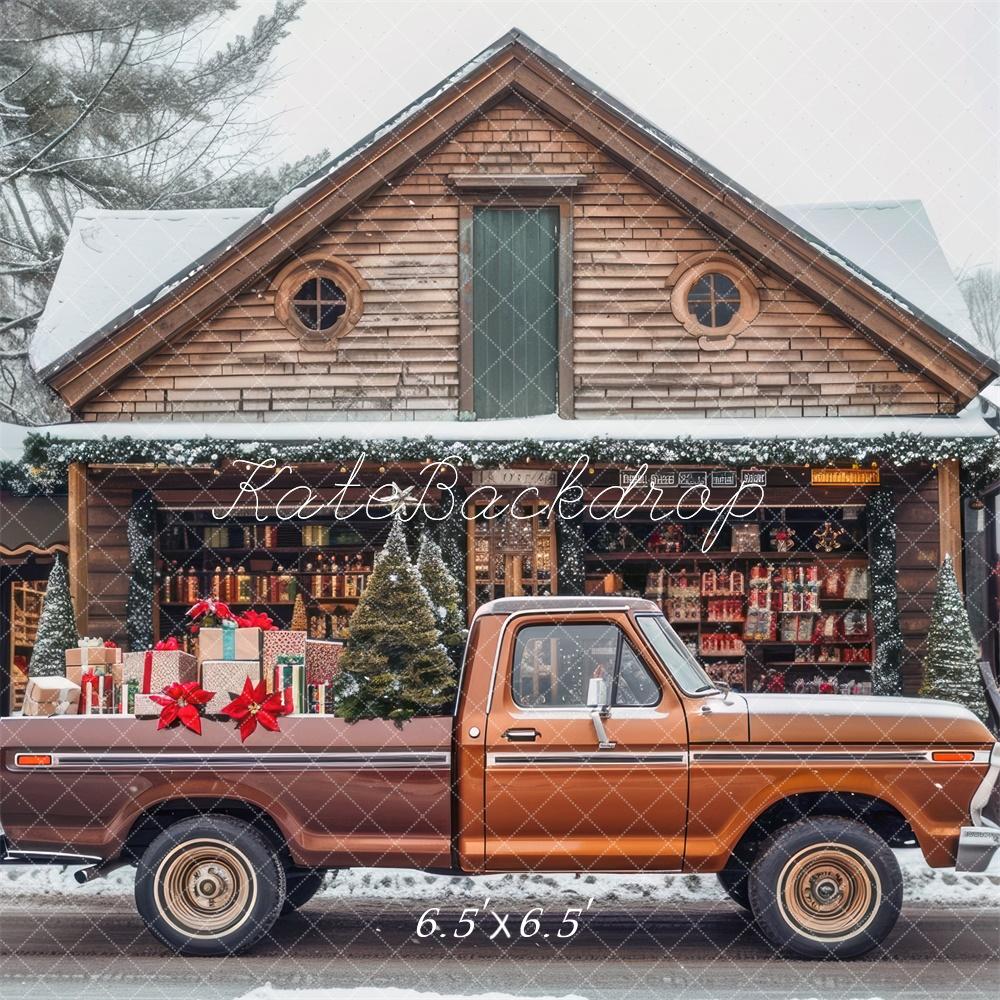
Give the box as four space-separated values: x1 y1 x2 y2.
713 298 738 326
687 276 713 301
712 273 739 299
319 301 347 329
689 297 714 325
512 623 618 707
614 643 660 706
635 615 716 695
319 277 345 301
294 302 319 329
295 278 318 301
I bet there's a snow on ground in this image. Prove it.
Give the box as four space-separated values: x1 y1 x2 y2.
235 988 585 1000
2 850 997 907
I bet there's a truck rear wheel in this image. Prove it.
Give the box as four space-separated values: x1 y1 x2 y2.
748 816 902 959
281 869 326 915
135 815 285 956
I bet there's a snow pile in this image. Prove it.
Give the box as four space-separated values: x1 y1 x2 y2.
236 988 584 1000
2 850 997 906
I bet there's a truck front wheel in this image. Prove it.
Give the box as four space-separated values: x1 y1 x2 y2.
281 869 327 915
135 815 286 956
748 816 902 959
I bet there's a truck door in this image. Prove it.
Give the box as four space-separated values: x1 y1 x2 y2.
482 614 688 871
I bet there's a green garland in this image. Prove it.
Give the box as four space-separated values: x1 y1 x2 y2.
556 497 587 595
13 429 1000 492
125 490 156 652
868 488 903 696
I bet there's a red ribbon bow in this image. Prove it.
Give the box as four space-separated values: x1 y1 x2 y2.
235 609 278 631
154 636 180 651
103 640 119 649
149 681 214 735
186 597 234 621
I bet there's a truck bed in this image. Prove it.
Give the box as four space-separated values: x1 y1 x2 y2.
0 715 453 870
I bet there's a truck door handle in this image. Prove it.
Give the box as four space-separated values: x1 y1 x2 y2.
502 728 540 742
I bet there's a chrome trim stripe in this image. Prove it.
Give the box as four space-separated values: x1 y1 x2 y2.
488 751 687 767
10 751 451 772
691 749 992 764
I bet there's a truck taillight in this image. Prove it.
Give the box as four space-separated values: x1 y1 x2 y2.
15 753 52 767
931 751 976 762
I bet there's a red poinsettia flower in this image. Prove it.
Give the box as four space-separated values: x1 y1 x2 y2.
154 635 180 651
186 597 235 622
150 681 214 735
103 640 119 649
235 609 278 631
221 678 286 742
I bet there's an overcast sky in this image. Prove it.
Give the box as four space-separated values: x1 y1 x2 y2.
233 0 999 271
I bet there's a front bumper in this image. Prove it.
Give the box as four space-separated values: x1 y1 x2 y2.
955 742 1000 872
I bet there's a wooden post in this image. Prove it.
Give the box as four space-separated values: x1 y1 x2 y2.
67 462 89 633
937 459 963 591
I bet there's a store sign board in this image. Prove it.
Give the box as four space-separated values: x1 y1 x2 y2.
472 468 558 488
710 470 737 488
619 468 678 488
810 468 880 487
740 468 767 486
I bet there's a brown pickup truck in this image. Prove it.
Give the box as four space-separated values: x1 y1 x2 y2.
2 597 998 959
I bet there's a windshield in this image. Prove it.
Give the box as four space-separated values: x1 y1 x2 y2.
635 614 717 696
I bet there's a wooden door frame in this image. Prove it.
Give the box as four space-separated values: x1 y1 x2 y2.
458 196 574 419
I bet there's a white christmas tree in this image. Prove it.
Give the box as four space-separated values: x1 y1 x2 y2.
28 556 79 677
919 555 990 723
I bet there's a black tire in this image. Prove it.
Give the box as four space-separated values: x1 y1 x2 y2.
717 865 751 910
748 816 902 959
280 869 327 915
135 814 286 956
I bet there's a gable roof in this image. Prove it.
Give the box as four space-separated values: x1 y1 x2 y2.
35 28 998 408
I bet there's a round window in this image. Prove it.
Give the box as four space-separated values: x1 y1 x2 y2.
668 255 760 350
271 254 368 346
686 272 741 329
291 277 347 331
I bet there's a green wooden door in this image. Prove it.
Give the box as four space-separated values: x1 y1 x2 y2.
472 207 559 419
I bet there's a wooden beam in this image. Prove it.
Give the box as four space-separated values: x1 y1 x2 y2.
449 173 585 189
937 459 963 590
66 462 90 633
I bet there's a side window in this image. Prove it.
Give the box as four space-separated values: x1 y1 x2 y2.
614 642 660 707
511 622 660 708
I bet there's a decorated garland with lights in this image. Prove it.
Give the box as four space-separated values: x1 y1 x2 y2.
7 430 998 494
868 488 903 696
125 490 156 652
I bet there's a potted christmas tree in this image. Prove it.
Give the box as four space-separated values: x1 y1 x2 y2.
334 518 456 722
919 555 990 724
416 533 467 668
28 556 79 677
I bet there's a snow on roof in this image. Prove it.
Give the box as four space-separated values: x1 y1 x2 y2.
780 200 980 353
31 411 998 445
31 208 260 374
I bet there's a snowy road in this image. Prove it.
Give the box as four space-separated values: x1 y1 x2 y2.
0 897 997 1000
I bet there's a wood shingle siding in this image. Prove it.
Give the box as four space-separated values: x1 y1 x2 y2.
79 98 953 422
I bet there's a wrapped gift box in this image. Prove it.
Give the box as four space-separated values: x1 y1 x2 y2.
305 639 342 686
23 676 80 717
65 645 122 668
201 659 261 714
78 671 116 714
275 654 306 714
134 693 163 718
66 660 123 688
123 649 199 695
262 630 307 678
198 626 262 663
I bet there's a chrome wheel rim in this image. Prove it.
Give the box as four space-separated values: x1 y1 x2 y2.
154 839 256 938
776 842 881 942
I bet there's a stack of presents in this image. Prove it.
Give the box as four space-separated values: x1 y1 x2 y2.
22 605 342 719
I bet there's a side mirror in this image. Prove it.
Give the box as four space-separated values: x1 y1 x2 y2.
586 677 609 711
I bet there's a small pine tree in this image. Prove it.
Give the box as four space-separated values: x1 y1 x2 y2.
919 555 990 723
290 591 308 632
335 518 456 722
28 556 79 676
417 533 467 666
